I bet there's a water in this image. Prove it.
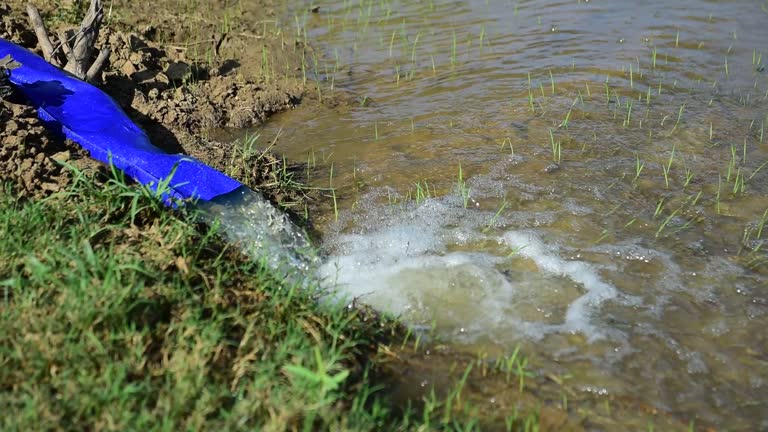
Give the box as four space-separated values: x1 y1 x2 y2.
197 186 319 287
243 0 767 428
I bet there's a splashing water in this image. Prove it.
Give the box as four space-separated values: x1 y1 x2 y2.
317 186 638 344
196 186 319 287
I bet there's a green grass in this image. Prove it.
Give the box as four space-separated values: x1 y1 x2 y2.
0 167 548 431
0 169 382 430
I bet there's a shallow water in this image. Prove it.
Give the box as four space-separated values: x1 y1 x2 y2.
246 0 766 428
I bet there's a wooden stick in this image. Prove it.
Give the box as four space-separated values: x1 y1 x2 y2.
57 30 73 60
85 47 110 82
64 0 104 79
25 0 109 82
25 3 59 66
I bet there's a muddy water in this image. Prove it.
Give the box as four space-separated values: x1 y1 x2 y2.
251 0 766 428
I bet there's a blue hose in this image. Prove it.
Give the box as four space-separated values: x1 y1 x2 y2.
0 38 242 202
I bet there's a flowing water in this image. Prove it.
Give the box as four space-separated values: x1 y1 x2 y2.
242 0 767 428
198 186 319 287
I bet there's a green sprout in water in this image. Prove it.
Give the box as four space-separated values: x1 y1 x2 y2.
457 163 471 208
633 152 645 183
549 128 562 164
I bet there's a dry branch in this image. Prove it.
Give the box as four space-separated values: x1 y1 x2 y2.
63 0 103 78
25 0 109 82
25 3 59 66
86 47 110 82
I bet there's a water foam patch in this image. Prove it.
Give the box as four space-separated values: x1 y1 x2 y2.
319 185 629 343
319 200 516 337
503 231 621 341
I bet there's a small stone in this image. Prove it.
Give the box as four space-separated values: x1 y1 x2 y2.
119 60 137 77
128 34 148 51
51 150 71 163
17 158 32 174
155 72 170 85
129 52 143 66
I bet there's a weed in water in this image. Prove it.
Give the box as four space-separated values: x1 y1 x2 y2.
624 99 633 128
329 162 338 221
756 207 768 239
549 69 555 94
749 159 768 180
662 143 676 188
549 128 562 164
656 207 681 238
684 167 695 188
457 163 471 208
413 180 432 204
560 106 573 129
668 103 686 135
483 198 508 233
634 152 645 183
500 137 514 155
716 174 722 214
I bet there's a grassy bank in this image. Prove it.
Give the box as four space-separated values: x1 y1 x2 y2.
0 167 386 430
0 167 516 431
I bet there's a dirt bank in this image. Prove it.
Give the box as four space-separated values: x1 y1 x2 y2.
1 0 312 203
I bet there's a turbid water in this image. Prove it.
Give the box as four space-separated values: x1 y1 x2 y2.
229 0 767 428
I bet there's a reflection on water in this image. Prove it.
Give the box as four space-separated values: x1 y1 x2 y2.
253 0 766 428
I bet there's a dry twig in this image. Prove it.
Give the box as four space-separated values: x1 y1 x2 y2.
25 0 109 82
25 3 59 66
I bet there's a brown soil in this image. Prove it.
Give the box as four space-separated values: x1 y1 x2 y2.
0 0 313 203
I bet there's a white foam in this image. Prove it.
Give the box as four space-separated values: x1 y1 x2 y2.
502 231 621 341
319 186 629 343
322 250 515 336
319 200 515 336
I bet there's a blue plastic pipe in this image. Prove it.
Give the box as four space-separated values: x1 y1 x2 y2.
0 39 242 202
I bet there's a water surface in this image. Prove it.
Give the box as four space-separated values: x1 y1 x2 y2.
248 0 767 428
